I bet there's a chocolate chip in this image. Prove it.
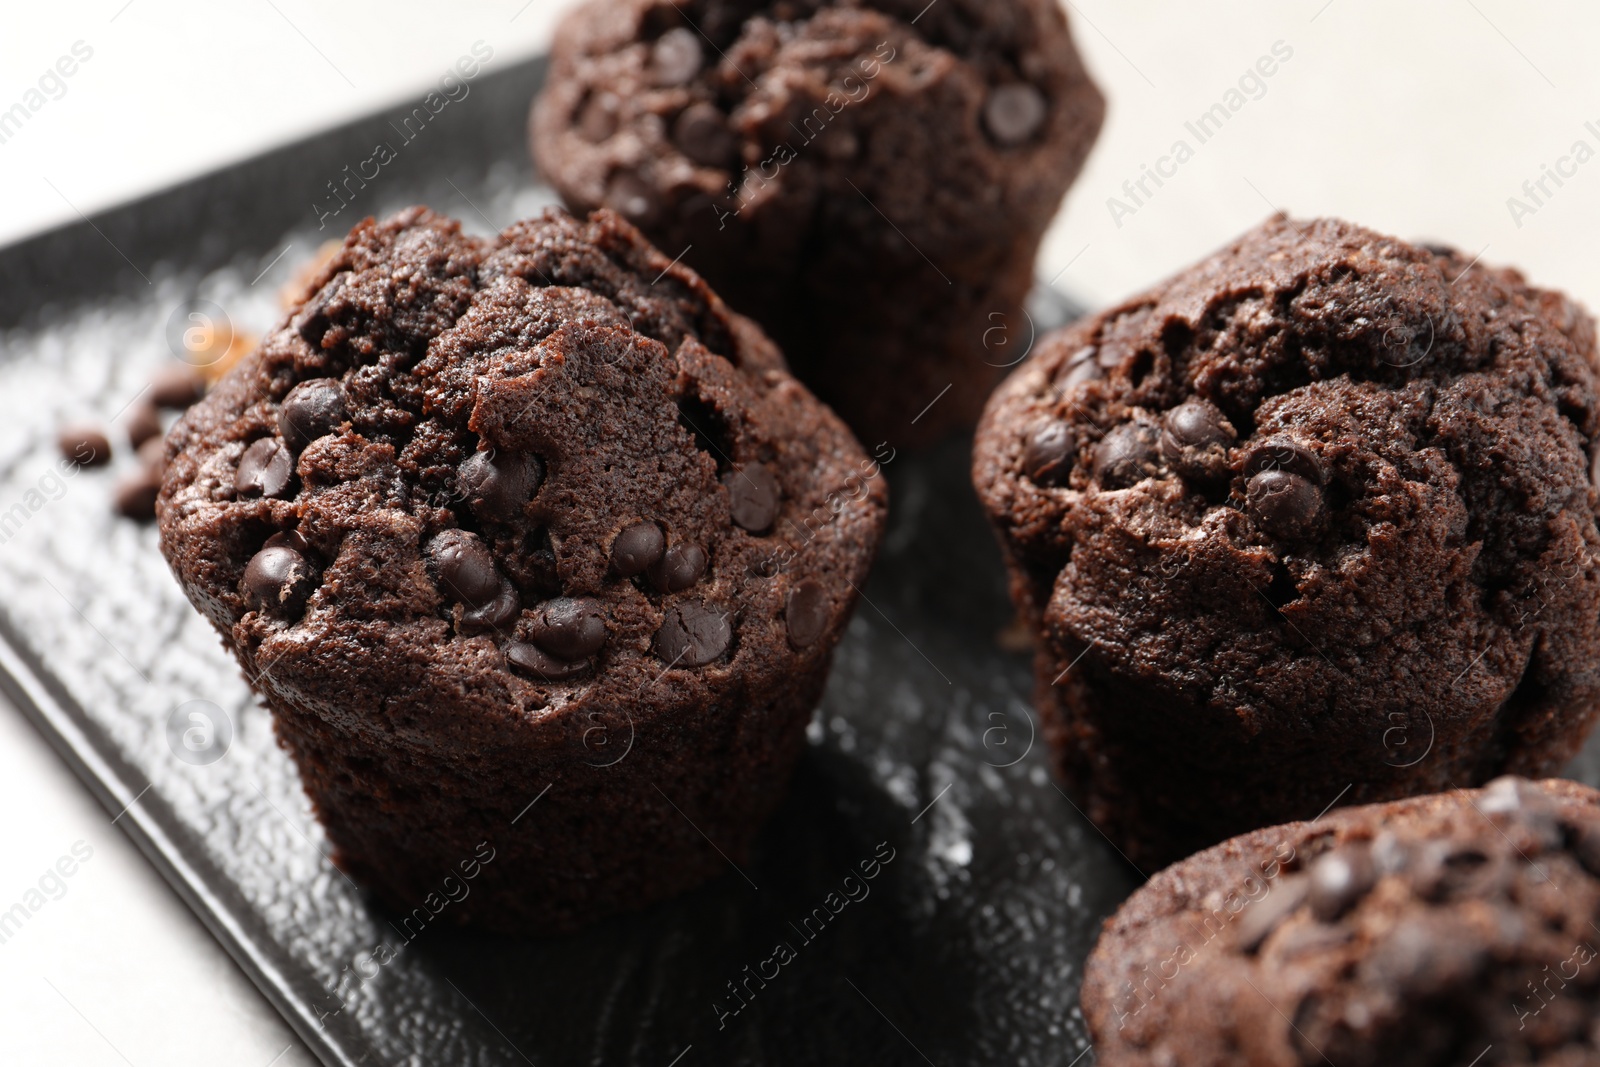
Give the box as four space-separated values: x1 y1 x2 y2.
1412 841 1491 901
1023 420 1075 487
785 581 829 649
138 435 167 477
529 597 608 660
648 542 707 592
1092 423 1161 489
1235 874 1308 953
577 92 619 143
1308 845 1376 922
724 464 781 533
278 379 346 452
462 584 520 633
1242 436 1326 483
983 83 1047 146
459 450 544 524
244 542 313 615
1359 916 1486 997
429 530 505 609
1479 776 1562 852
604 171 659 226
235 438 292 499
1161 400 1235 483
674 102 735 167
1246 469 1323 539
652 27 703 86
506 641 590 681
612 522 666 577
656 600 731 667
58 425 111 467
149 364 206 409
126 401 162 448
113 470 160 521
1058 346 1102 389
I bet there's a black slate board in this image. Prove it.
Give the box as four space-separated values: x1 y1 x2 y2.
4 50 1598 1067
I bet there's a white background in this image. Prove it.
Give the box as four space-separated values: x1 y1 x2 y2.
3 1 1599 1063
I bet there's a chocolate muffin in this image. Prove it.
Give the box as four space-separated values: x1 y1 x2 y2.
1083 777 1600 1066
158 206 887 933
531 0 1105 447
972 216 1600 868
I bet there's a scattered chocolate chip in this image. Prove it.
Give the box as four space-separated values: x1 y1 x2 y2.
1412 842 1490 901
604 171 659 226
983 83 1047 146
1092 423 1161 489
612 522 666 577
1235 874 1308 953
1160 400 1235 482
674 102 736 167
1022 420 1075 486
113 471 160 521
126 401 162 448
243 542 313 615
235 438 293 499
1242 436 1326 483
459 450 544 524
656 600 731 667
648 542 707 592
1059 346 1102 389
138 435 167 476
724 464 781 532
529 597 608 660
149 364 206 409
58 425 111 467
428 530 505 609
1246 469 1323 539
278 378 346 452
462 584 520 633
1308 845 1376 922
577 92 620 143
785 580 829 649
1479 776 1562 852
506 641 590 681
652 27 703 86
1370 831 1410 876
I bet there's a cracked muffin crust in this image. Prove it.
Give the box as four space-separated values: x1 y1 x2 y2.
531 0 1105 446
157 205 887 932
972 216 1600 868
1083 778 1600 1067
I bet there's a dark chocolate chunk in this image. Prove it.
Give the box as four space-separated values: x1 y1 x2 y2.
724 464 781 532
612 522 666 577
235 438 293 499
429 530 505 609
674 102 736 167
1307 844 1376 921
1022 420 1075 486
1092 422 1160 489
1161 399 1235 482
278 379 346 452
652 27 703 86
1246 469 1323 539
149 364 206 409
459 450 544 523
604 171 659 226
506 641 591 681
1235 874 1308 953
983 83 1047 146
126 401 162 448
461 584 521 633
1242 436 1326 484
656 600 731 666
529 597 608 660
785 581 829 649
113 471 160 521
244 542 313 615
648 542 707 592
1058 346 1102 389
58 426 111 467
577 92 619 143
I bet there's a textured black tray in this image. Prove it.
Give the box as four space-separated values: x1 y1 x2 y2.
6 50 1598 1067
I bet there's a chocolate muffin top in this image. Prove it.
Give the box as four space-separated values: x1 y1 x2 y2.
1083 778 1600 1066
531 0 1104 277
974 216 1600 796
158 206 885 753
